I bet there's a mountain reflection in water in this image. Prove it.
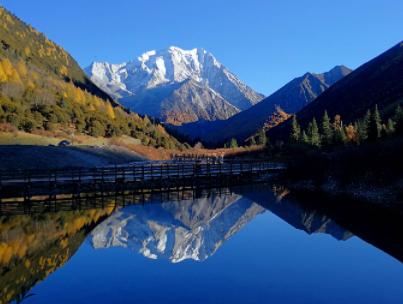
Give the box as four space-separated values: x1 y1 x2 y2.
1 184 403 304
87 188 352 263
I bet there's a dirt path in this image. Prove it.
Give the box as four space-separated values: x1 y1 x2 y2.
0 145 148 171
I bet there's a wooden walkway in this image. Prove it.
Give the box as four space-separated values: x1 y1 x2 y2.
0 161 282 185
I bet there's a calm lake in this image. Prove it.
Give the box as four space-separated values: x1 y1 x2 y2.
1 184 403 304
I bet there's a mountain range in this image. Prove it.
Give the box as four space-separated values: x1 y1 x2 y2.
85 47 265 124
170 65 351 143
267 41 403 141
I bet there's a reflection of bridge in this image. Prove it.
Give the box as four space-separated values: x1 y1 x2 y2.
0 183 271 216
0 161 284 197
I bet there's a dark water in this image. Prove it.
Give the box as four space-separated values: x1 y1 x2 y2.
1 185 403 304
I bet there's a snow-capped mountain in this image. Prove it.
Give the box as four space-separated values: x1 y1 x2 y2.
85 47 265 124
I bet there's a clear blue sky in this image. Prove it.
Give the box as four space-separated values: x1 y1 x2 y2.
1 0 403 96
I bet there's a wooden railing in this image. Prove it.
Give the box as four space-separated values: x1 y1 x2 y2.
0 161 285 186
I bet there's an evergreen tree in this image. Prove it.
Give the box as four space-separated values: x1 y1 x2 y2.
395 105 403 136
387 118 395 135
307 122 313 140
367 115 380 142
230 138 238 148
321 110 333 147
257 130 267 146
310 118 320 146
300 130 308 143
290 115 300 143
249 137 257 147
58 96 67 109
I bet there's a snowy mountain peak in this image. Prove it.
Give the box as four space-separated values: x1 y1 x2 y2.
85 46 265 123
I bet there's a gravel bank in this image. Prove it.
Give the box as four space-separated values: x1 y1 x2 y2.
0 145 148 171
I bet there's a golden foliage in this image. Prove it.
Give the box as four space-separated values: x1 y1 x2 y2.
59 65 68 76
16 60 27 78
24 46 30 56
88 103 96 111
105 102 116 119
0 63 7 82
9 69 22 84
1 58 13 76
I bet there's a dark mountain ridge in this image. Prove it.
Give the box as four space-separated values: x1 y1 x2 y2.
267 41 403 141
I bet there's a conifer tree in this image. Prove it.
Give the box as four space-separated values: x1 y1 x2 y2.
58 96 67 109
310 118 320 146
257 130 267 146
321 111 333 147
230 138 238 148
394 105 403 136
249 137 256 146
300 130 308 143
290 115 300 143
307 122 313 140
387 118 395 135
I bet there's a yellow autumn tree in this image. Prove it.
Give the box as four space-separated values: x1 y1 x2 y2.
105 102 115 119
88 103 95 111
1 58 13 76
24 46 31 56
9 69 22 84
26 80 35 89
16 60 27 78
59 65 68 76
93 95 101 107
0 63 7 82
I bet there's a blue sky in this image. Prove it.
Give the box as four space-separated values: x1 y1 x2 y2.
2 0 403 95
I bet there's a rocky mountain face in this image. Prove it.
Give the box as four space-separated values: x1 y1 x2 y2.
88 194 266 263
171 65 351 143
267 41 403 141
85 47 264 124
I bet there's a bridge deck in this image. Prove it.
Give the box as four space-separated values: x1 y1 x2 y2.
0 161 283 186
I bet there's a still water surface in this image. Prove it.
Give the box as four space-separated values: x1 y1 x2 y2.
1 185 403 304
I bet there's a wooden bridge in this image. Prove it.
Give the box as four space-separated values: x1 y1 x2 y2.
0 160 284 198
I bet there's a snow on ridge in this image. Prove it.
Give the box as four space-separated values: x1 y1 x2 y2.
85 46 264 111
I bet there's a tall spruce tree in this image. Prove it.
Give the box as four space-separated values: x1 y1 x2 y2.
230 138 238 148
290 115 300 143
300 130 308 143
321 111 333 147
387 118 395 135
249 137 257 146
395 105 403 136
310 118 320 146
257 130 267 146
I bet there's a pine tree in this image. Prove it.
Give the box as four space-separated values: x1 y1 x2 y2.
300 130 308 143
310 118 320 146
321 110 333 147
249 137 256 146
257 130 267 146
230 138 238 148
387 118 395 135
290 115 300 143
58 96 67 109
307 122 313 140
394 105 403 136
373 104 382 138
